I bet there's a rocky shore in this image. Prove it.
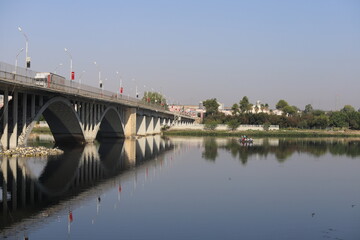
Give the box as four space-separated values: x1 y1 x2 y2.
0 146 63 157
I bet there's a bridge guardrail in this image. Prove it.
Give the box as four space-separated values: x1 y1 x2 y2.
0 61 195 119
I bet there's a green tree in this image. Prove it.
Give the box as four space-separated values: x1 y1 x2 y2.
204 120 219 130
304 104 314 114
312 115 330 129
341 105 355 113
239 96 252 113
203 98 220 116
283 105 296 116
330 112 348 128
276 99 289 110
226 119 240 131
231 103 239 115
142 91 167 108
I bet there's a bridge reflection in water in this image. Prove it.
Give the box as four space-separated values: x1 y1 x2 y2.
0 135 173 236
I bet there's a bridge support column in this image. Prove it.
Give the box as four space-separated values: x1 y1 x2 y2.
1 89 9 149
136 115 146 136
9 91 18 149
22 93 27 135
124 107 136 138
81 102 85 128
146 117 154 135
153 117 161 134
31 94 35 118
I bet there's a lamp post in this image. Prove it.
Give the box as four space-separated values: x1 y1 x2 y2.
131 78 138 98
17 26 30 68
143 85 148 102
94 61 102 90
78 70 85 86
116 71 123 96
54 63 63 74
64 48 73 80
15 48 24 74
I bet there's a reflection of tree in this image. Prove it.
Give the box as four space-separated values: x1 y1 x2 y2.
202 138 218 161
219 138 360 164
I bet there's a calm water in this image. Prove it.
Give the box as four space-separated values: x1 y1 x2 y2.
0 136 359 240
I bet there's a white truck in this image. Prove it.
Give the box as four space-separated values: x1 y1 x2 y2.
34 72 66 88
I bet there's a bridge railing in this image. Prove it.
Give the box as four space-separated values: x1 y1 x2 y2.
0 61 194 119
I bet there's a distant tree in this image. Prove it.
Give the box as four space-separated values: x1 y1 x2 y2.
276 99 289 110
239 96 251 113
283 105 296 116
204 120 219 130
341 105 355 113
254 105 259 113
260 104 265 112
347 111 360 129
142 91 167 108
312 109 325 116
312 115 330 129
231 103 239 115
304 104 314 114
226 119 240 131
329 112 348 128
203 98 220 116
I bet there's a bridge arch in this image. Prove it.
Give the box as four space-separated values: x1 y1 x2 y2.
19 96 85 146
95 106 125 140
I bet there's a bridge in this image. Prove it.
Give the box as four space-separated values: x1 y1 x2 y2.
0 62 195 149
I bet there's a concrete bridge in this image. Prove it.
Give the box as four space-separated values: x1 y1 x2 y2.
0 62 195 149
0 136 174 235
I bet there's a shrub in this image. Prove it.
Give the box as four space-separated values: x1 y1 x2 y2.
226 119 240 131
204 120 219 130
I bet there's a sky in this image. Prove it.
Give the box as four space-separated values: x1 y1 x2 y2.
0 0 359 110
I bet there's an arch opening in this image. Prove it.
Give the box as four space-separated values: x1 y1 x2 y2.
39 99 85 146
96 108 124 140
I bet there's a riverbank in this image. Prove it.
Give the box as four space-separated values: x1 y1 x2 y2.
163 129 360 138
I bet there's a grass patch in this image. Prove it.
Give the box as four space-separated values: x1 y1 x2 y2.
31 127 51 133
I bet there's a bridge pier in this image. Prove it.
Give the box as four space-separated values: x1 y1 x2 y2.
9 90 18 149
124 107 137 138
136 115 146 136
1 88 9 149
146 117 154 135
154 117 161 134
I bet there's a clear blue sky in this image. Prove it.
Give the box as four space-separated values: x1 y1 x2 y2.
1 0 359 110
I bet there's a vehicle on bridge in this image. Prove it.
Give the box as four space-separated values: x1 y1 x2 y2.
34 72 66 88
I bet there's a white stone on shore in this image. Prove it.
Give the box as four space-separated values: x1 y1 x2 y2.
0 146 63 157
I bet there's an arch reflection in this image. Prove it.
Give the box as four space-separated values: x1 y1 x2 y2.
0 136 173 237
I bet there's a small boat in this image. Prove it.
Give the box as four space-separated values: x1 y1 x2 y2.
239 137 253 144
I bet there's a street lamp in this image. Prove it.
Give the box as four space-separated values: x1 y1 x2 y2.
54 63 63 74
132 78 138 98
17 26 30 68
64 48 73 80
78 70 85 86
94 61 102 89
15 48 24 74
116 71 123 96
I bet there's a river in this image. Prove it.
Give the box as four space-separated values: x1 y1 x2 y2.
0 136 359 240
